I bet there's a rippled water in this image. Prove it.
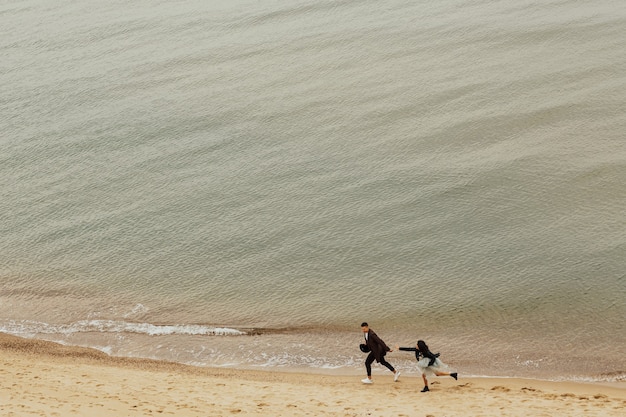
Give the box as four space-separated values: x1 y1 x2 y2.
1 0 625 381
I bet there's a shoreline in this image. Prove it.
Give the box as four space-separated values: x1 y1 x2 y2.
2 333 625 416
4 331 624 385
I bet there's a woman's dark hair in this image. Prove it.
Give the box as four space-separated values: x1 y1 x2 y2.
417 340 429 353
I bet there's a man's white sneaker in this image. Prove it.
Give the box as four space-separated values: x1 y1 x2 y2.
361 378 373 384
394 370 401 382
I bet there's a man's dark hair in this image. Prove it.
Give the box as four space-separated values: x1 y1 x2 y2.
361 322 368 327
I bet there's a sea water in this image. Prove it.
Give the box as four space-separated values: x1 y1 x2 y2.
1 0 625 381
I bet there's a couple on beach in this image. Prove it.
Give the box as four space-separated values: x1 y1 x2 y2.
360 322 458 392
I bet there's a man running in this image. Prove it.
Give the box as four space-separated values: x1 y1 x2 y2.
360 322 400 384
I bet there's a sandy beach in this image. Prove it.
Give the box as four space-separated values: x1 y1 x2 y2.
1 333 624 416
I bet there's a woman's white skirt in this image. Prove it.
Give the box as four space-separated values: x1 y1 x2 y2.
417 357 450 377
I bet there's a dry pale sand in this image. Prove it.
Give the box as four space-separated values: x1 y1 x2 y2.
1 333 624 417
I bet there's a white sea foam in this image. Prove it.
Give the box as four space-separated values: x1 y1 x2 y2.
0 320 245 337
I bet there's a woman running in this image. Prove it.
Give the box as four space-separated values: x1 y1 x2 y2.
396 340 457 392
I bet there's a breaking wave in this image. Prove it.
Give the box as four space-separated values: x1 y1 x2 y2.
0 319 246 336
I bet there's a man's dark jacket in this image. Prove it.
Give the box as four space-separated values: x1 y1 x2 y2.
365 329 390 362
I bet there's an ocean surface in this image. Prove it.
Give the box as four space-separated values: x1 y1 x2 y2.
1 0 625 382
